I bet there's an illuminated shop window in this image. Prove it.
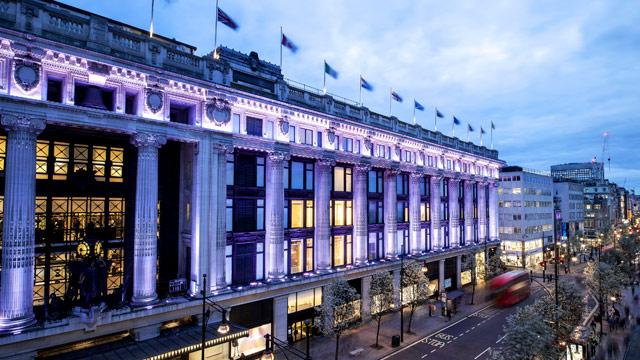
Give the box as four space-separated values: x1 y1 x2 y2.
330 200 352 226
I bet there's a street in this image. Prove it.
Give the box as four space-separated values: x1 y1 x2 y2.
381 287 542 360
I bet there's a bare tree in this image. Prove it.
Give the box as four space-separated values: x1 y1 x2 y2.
319 278 360 360
369 272 394 348
401 261 431 334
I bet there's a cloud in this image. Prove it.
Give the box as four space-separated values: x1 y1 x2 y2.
59 0 640 191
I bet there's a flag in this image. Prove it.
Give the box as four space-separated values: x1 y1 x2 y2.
217 7 239 30
149 0 155 37
391 90 403 102
491 121 495 130
360 76 373 91
324 61 338 79
468 124 474 132
436 109 445 118
414 100 425 111
281 33 298 53
453 116 461 125
481 127 486 134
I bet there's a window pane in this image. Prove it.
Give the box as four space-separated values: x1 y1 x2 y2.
368 171 376 192
305 164 314 190
291 200 304 228
306 239 314 272
346 201 353 226
306 200 314 228
333 236 345 267
345 168 352 192
291 162 304 189
334 167 345 192
346 235 352 265
334 200 345 226
291 239 304 274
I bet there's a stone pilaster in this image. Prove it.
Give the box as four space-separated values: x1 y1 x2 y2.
131 132 166 305
488 181 499 242
353 164 370 265
361 275 372 321
430 175 442 250
213 144 232 289
0 114 45 332
448 178 460 248
384 169 399 258
477 181 487 243
456 255 462 289
189 139 211 296
273 295 288 341
266 151 288 280
464 180 475 245
438 259 445 293
314 159 334 272
409 173 422 255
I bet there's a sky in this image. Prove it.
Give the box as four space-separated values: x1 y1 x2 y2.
61 0 640 191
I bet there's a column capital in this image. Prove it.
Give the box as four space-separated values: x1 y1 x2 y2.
409 172 423 181
316 158 336 168
267 150 290 163
354 163 371 173
384 168 401 177
213 142 234 154
1 114 45 134
131 132 167 148
448 176 461 184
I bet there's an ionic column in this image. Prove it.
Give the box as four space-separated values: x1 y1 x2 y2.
448 178 460 248
477 181 487 243
131 133 166 305
189 139 211 296
0 115 45 332
384 169 398 258
464 180 474 245
353 164 370 265
430 175 442 250
213 144 232 289
488 181 499 242
409 173 422 255
314 159 334 272
266 151 288 280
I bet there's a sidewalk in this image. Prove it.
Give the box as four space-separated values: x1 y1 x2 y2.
285 283 497 359
594 285 640 360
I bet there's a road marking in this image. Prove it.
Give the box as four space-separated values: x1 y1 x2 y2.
496 334 507 344
431 349 436 353
379 303 495 360
458 333 464 337
421 354 429 359
474 347 492 359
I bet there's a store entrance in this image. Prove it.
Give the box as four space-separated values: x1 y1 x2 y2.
287 318 314 344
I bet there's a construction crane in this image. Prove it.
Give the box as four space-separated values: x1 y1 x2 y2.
602 131 611 174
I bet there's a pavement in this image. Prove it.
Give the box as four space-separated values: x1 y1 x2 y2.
283 281 545 360
595 284 640 360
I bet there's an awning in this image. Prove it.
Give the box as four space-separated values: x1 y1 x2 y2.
46 322 248 360
446 290 465 300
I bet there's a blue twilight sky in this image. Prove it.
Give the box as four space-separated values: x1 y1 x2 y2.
61 0 640 191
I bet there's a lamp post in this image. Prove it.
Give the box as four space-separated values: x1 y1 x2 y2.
400 242 405 343
260 330 312 360
200 274 230 360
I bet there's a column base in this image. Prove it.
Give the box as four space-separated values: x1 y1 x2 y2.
314 267 332 275
0 314 36 334
266 273 287 283
354 258 369 267
131 294 159 307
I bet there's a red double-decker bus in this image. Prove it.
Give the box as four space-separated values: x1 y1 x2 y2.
488 270 530 307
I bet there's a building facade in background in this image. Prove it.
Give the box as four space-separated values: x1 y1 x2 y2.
498 166 553 269
0 1 503 358
552 180 585 240
551 162 605 183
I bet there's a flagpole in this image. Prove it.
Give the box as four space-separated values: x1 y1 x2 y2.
467 127 470 142
149 0 155 37
480 130 484 146
434 109 438 132
389 88 392 117
359 75 362 106
452 119 455 137
323 60 326 94
280 26 283 70
213 0 219 58
413 99 416 125
491 127 494 149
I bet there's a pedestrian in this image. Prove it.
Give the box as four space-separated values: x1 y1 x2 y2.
447 307 452 321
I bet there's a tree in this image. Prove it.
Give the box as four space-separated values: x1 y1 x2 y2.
533 280 584 347
462 253 478 304
319 278 360 360
494 304 556 360
369 272 394 349
617 235 639 281
486 252 506 279
584 261 625 336
401 261 431 334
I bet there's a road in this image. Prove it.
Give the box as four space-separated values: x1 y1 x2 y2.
381 287 543 360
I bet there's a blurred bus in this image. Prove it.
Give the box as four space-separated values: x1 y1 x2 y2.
488 270 530 307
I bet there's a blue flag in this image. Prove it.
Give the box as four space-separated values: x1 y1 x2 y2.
414 100 425 111
453 116 461 125
468 124 474 132
391 90 403 102
324 61 338 79
360 76 373 91
491 121 496 130
436 109 444 118
481 127 486 134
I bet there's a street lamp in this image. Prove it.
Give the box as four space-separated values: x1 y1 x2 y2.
260 326 312 360
399 242 405 343
200 274 232 360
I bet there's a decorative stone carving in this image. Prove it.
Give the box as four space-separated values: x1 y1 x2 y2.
13 60 40 91
278 116 290 135
131 132 166 148
363 137 372 152
145 88 164 114
327 128 336 145
206 98 231 125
